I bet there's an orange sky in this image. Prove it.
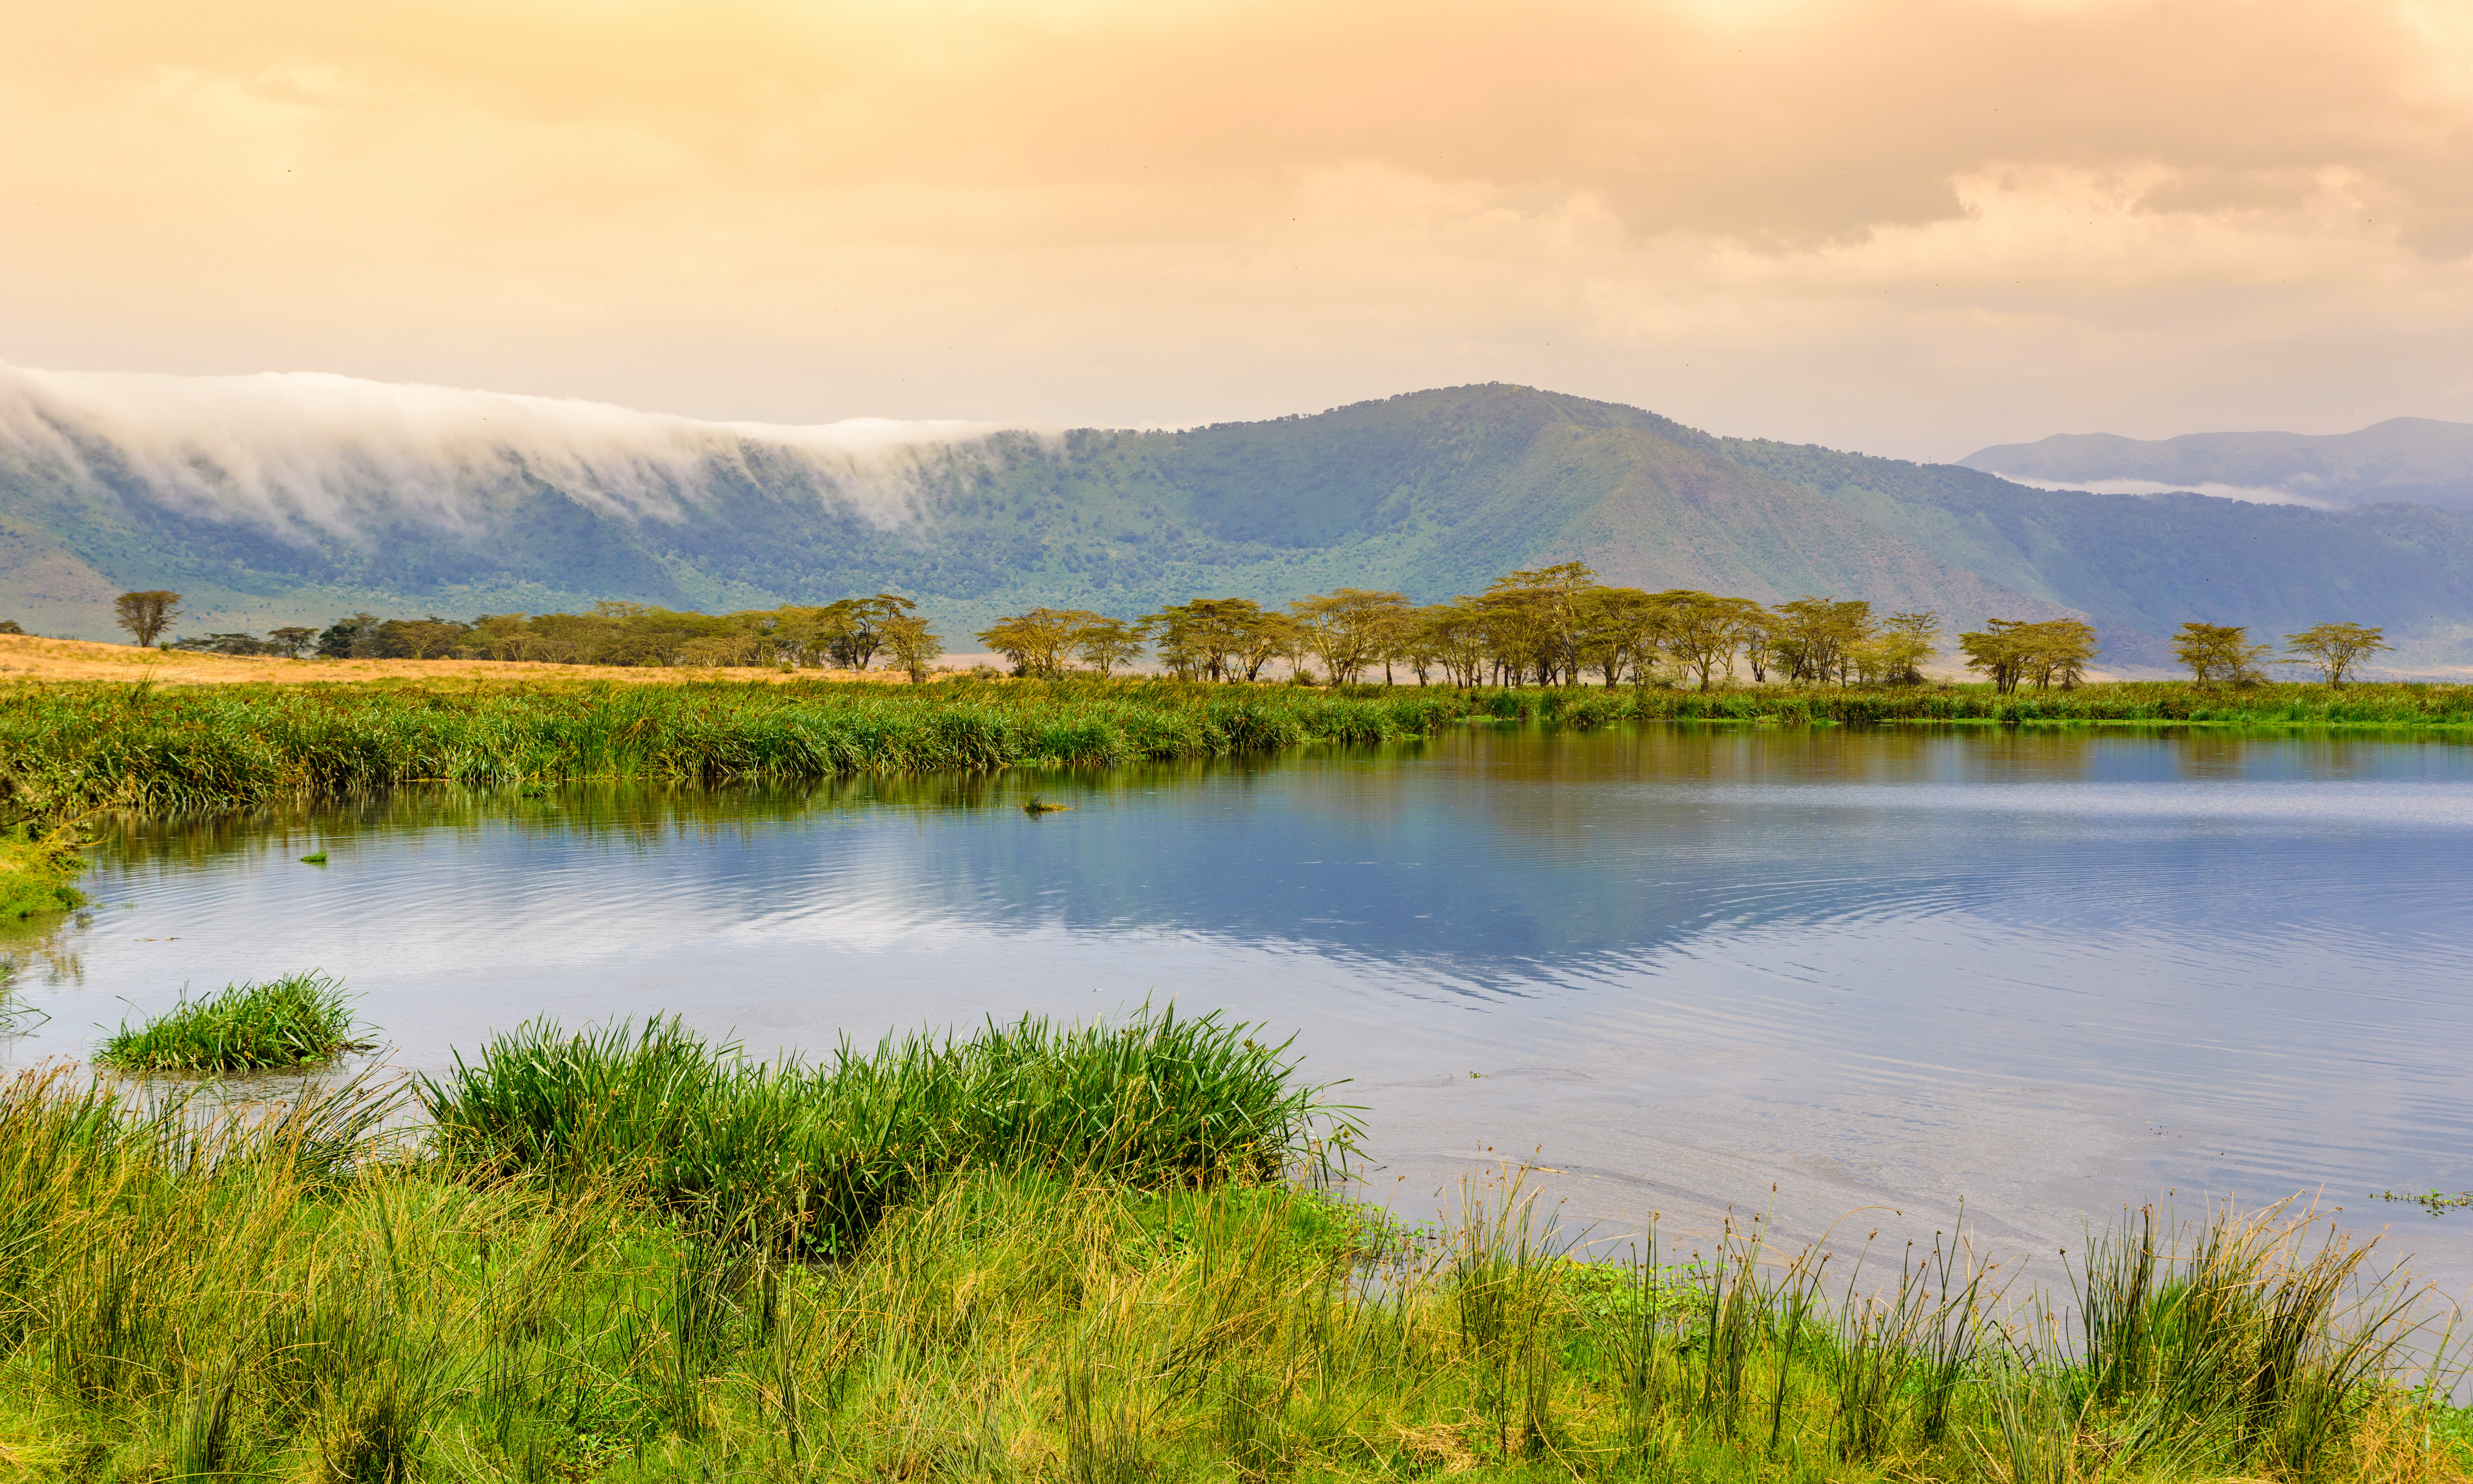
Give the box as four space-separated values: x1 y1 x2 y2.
5 0 2470 458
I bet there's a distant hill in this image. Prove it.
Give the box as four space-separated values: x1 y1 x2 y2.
2 363 2468 675
1960 418 2473 510
1715 440 2473 670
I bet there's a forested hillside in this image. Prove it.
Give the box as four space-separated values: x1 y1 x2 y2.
1716 439 2473 668
3 369 2466 673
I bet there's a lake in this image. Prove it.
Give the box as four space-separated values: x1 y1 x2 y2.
9 721 2471 1292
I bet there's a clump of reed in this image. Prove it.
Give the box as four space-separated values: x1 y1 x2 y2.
417 1006 1357 1253
0 820 85 920
0 1033 2466 1482
96 971 370 1074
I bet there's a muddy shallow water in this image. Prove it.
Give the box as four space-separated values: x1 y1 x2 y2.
9 722 2471 1300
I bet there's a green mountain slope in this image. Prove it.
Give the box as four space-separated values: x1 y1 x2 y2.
3 372 2468 674
0 381 2065 644
1719 438 2473 669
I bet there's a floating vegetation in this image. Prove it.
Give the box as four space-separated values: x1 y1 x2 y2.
2373 1188 2473 1218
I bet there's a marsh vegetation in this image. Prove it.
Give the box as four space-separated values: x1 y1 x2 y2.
95 971 367 1075
1 1006 2465 1482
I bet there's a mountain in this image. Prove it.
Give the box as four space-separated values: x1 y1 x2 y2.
1959 418 2473 509
0 368 2064 641
1716 440 2473 670
2 362 2468 675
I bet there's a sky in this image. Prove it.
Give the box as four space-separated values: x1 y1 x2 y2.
5 0 2471 461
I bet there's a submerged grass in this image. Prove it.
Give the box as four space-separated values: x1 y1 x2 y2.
3 1009 2467 1482
95 971 369 1075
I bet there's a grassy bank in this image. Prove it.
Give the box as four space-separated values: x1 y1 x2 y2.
0 679 1466 823
1464 679 2473 729
1 1009 2465 1482
8 674 2471 832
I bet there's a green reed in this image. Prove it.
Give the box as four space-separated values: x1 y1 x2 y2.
0 1038 2466 1481
96 971 370 1075
0 678 1466 823
417 1006 1359 1254
4 675 2465 836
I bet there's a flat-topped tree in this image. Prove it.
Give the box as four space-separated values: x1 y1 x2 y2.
2174 622 2271 686
2284 622 2391 687
113 590 181 647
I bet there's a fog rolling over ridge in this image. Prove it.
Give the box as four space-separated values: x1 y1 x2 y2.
1962 418 2473 511
4 362 2473 675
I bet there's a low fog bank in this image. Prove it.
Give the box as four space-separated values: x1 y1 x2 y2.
0 361 1015 544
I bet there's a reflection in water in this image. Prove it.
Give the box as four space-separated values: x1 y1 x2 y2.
14 724 2473 1288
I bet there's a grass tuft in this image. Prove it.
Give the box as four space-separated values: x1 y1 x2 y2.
418 1006 1358 1253
96 971 371 1074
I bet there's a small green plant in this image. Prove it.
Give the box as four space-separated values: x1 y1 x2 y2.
97 971 370 1074
298 850 328 864
2372 1188 2473 1217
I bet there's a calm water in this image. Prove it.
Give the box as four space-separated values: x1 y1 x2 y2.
8 724 2471 1290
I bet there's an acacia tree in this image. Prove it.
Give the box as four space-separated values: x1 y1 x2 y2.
2173 622 2269 686
1072 617 1145 677
1142 599 1262 681
1290 589 1410 685
1879 612 1942 684
1414 603 1490 687
1959 618 2100 693
1572 587 1663 687
976 608 1093 678
265 626 320 659
881 614 945 683
1654 591 1763 690
2283 622 2390 687
1771 597 1874 684
114 590 181 647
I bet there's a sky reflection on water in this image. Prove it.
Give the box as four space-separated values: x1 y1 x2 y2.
8 724 2471 1289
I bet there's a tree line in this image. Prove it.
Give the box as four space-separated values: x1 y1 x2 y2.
94 579 2394 689
117 592 948 681
979 564 2085 691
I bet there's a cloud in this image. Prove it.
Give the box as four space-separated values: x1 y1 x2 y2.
1985 474 2342 509
0 361 1003 542
2 1 2470 451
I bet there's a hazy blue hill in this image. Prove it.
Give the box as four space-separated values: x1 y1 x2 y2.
1720 437 2473 667
1960 418 2473 508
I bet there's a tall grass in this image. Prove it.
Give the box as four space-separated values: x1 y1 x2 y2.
418 1007 1357 1253
1461 679 2473 729
0 677 1466 822
8 675 2465 834
96 971 369 1075
0 1041 2464 1479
